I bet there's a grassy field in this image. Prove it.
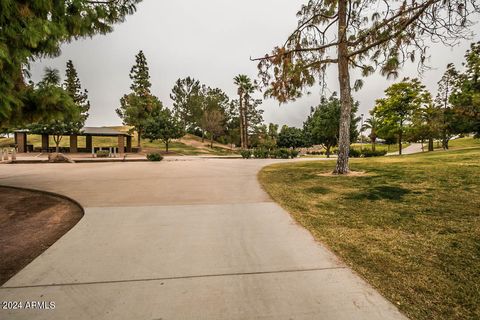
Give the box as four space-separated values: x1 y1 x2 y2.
350 142 410 153
259 147 480 320
448 136 480 149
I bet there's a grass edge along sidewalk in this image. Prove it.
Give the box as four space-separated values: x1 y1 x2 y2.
258 147 480 320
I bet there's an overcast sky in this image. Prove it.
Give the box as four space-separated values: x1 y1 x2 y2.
30 0 479 128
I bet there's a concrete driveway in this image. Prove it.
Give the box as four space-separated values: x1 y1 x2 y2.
0 158 406 319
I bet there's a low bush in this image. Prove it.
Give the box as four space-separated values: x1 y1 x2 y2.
96 150 110 158
147 153 163 161
290 149 300 158
349 148 361 158
253 148 269 159
361 149 387 157
275 148 291 159
240 149 252 159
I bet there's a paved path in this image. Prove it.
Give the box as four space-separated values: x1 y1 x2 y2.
0 158 406 319
386 143 424 156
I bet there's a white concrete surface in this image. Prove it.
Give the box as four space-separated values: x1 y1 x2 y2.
0 158 407 319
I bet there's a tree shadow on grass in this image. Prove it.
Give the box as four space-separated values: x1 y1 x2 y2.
346 185 411 201
305 186 330 195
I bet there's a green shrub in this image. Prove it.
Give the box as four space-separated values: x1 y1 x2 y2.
276 148 291 159
147 153 163 161
240 149 252 159
361 149 387 157
290 149 300 158
96 150 110 158
349 148 361 158
253 148 269 159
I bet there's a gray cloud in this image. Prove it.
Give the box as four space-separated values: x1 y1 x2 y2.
30 0 479 128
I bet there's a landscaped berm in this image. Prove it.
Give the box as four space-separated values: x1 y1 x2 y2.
259 146 480 320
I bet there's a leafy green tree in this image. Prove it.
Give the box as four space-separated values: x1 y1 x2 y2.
268 123 279 141
450 42 480 137
202 109 225 148
277 126 305 149
116 51 162 150
143 108 184 153
304 93 359 157
373 78 430 154
362 115 379 151
407 101 441 151
255 0 479 173
0 0 140 127
64 60 90 125
170 77 202 130
198 86 230 142
435 63 460 149
28 68 82 153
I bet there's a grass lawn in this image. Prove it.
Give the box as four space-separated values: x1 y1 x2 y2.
259 148 480 320
449 136 480 149
350 142 410 153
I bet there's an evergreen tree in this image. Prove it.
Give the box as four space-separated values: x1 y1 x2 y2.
255 0 479 173
373 78 430 154
64 60 90 126
304 93 359 158
28 68 82 153
277 126 306 149
116 51 162 150
0 0 140 127
170 77 202 130
450 42 480 137
435 63 460 149
143 109 184 153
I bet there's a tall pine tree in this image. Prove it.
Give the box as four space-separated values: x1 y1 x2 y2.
255 0 479 174
0 0 140 128
64 60 90 126
28 67 82 153
116 51 162 150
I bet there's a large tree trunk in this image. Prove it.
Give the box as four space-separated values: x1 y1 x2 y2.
244 99 249 148
165 140 169 153
238 93 245 149
371 138 376 152
398 122 403 155
398 132 403 155
333 0 352 174
54 135 62 153
137 127 142 150
428 137 434 152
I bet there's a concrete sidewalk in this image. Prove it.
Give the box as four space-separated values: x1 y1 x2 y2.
0 159 407 319
387 143 424 156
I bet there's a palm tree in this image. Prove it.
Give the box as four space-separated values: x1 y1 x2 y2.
40 67 61 87
234 74 255 148
362 116 378 151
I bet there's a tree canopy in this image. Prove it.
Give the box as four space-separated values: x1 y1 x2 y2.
374 78 431 154
143 108 184 153
450 42 480 137
0 0 140 127
255 0 479 173
304 93 359 157
277 126 306 149
116 50 162 149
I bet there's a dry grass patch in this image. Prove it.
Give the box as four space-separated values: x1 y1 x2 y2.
259 147 480 320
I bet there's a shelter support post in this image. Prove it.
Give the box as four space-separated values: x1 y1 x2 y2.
118 136 125 156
